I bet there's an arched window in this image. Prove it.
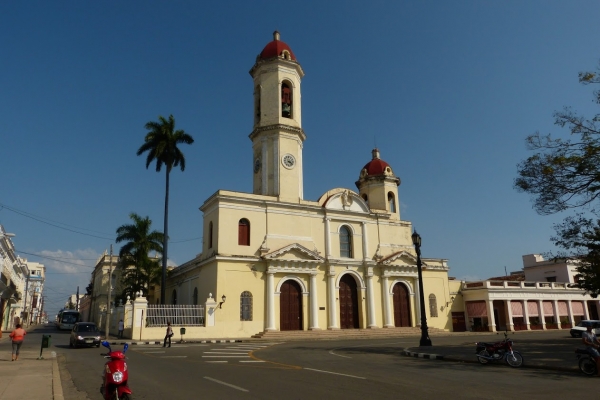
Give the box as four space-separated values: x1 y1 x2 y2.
254 85 261 125
209 221 213 249
172 289 177 305
429 294 438 317
281 82 292 118
340 226 353 258
193 287 198 305
388 192 396 213
240 291 253 321
238 219 250 246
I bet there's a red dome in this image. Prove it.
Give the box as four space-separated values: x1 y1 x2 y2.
259 31 297 61
361 149 392 176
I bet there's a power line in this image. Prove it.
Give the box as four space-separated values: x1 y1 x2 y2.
15 250 94 268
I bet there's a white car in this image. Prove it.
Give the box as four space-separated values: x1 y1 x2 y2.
570 320 600 338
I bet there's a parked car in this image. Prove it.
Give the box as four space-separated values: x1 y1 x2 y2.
570 320 600 338
70 322 102 348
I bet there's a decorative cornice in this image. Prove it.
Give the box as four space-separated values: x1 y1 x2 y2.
263 243 325 262
249 124 306 141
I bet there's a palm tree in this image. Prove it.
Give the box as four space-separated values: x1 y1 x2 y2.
116 213 164 300
136 115 194 304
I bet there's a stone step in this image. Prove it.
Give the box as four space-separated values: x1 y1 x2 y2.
252 327 445 340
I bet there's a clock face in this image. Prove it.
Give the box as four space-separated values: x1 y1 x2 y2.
254 158 261 173
282 154 296 169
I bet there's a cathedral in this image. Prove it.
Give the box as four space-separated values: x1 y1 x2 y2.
167 32 455 337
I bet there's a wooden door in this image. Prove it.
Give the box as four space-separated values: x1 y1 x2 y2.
452 312 467 332
280 280 302 331
339 274 359 329
393 283 411 327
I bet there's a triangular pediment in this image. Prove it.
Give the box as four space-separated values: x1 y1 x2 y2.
263 243 325 262
381 250 426 267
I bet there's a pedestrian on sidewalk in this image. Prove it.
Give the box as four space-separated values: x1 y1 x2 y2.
163 322 173 348
118 319 124 339
9 323 26 361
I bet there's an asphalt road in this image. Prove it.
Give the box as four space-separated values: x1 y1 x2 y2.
48 328 600 400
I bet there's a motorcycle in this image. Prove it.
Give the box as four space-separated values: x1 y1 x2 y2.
475 332 524 367
576 347 598 376
100 340 132 400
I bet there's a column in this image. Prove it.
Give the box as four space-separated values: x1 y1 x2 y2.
506 300 514 332
266 272 276 331
584 300 590 320
486 299 496 332
414 277 421 326
523 300 531 330
567 300 575 327
553 300 561 329
309 272 320 330
366 270 377 328
361 222 368 261
327 269 339 329
325 218 332 259
382 276 393 328
538 300 546 330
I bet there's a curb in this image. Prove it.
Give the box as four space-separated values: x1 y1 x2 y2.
106 339 243 345
52 351 64 400
401 349 444 360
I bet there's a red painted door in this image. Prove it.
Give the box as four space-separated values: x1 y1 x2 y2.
339 274 359 329
393 283 411 327
280 280 302 331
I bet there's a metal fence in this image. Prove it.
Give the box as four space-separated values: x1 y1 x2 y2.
146 305 205 327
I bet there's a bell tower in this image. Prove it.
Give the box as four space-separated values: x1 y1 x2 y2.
249 31 305 202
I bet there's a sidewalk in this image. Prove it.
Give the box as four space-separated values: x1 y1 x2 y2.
0 325 62 400
401 331 582 373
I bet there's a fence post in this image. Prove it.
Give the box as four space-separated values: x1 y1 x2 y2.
205 293 217 327
131 292 148 341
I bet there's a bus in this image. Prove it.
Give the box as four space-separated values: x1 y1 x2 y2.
56 310 81 330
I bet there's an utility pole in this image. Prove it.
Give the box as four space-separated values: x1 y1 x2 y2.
104 245 113 339
76 286 80 311
22 272 30 327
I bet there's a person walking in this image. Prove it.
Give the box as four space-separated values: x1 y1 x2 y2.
163 321 173 348
9 323 26 361
118 319 124 339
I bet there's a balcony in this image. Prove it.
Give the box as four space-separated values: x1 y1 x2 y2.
463 280 581 291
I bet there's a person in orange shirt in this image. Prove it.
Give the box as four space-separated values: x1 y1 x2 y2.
9 324 26 361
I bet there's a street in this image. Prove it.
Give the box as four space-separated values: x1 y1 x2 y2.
45 326 599 400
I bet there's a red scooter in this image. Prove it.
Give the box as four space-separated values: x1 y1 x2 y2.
100 340 132 400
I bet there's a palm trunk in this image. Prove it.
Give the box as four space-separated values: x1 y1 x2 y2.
161 167 170 305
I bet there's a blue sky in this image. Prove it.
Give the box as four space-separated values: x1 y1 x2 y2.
2 1 600 317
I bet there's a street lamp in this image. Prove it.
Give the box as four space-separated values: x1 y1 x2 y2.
412 230 432 347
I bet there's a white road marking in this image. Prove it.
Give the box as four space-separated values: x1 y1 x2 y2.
204 376 249 392
304 368 366 379
202 355 251 358
329 350 352 359
240 360 265 363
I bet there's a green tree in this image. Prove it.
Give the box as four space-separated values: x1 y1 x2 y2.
136 115 194 304
515 62 600 294
116 212 164 301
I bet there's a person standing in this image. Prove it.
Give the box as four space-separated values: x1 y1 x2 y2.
163 321 173 348
118 319 124 339
9 324 26 361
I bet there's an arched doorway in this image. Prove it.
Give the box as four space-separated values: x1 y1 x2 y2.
339 274 359 329
393 283 411 327
280 280 303 331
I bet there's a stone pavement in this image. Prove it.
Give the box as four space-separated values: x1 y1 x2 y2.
0 325 62 400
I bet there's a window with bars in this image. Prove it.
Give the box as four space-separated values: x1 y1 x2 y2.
240 291 253 321
340 226 353 258
429 294 438 317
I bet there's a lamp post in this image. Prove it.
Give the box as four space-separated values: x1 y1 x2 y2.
412 230 432 347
